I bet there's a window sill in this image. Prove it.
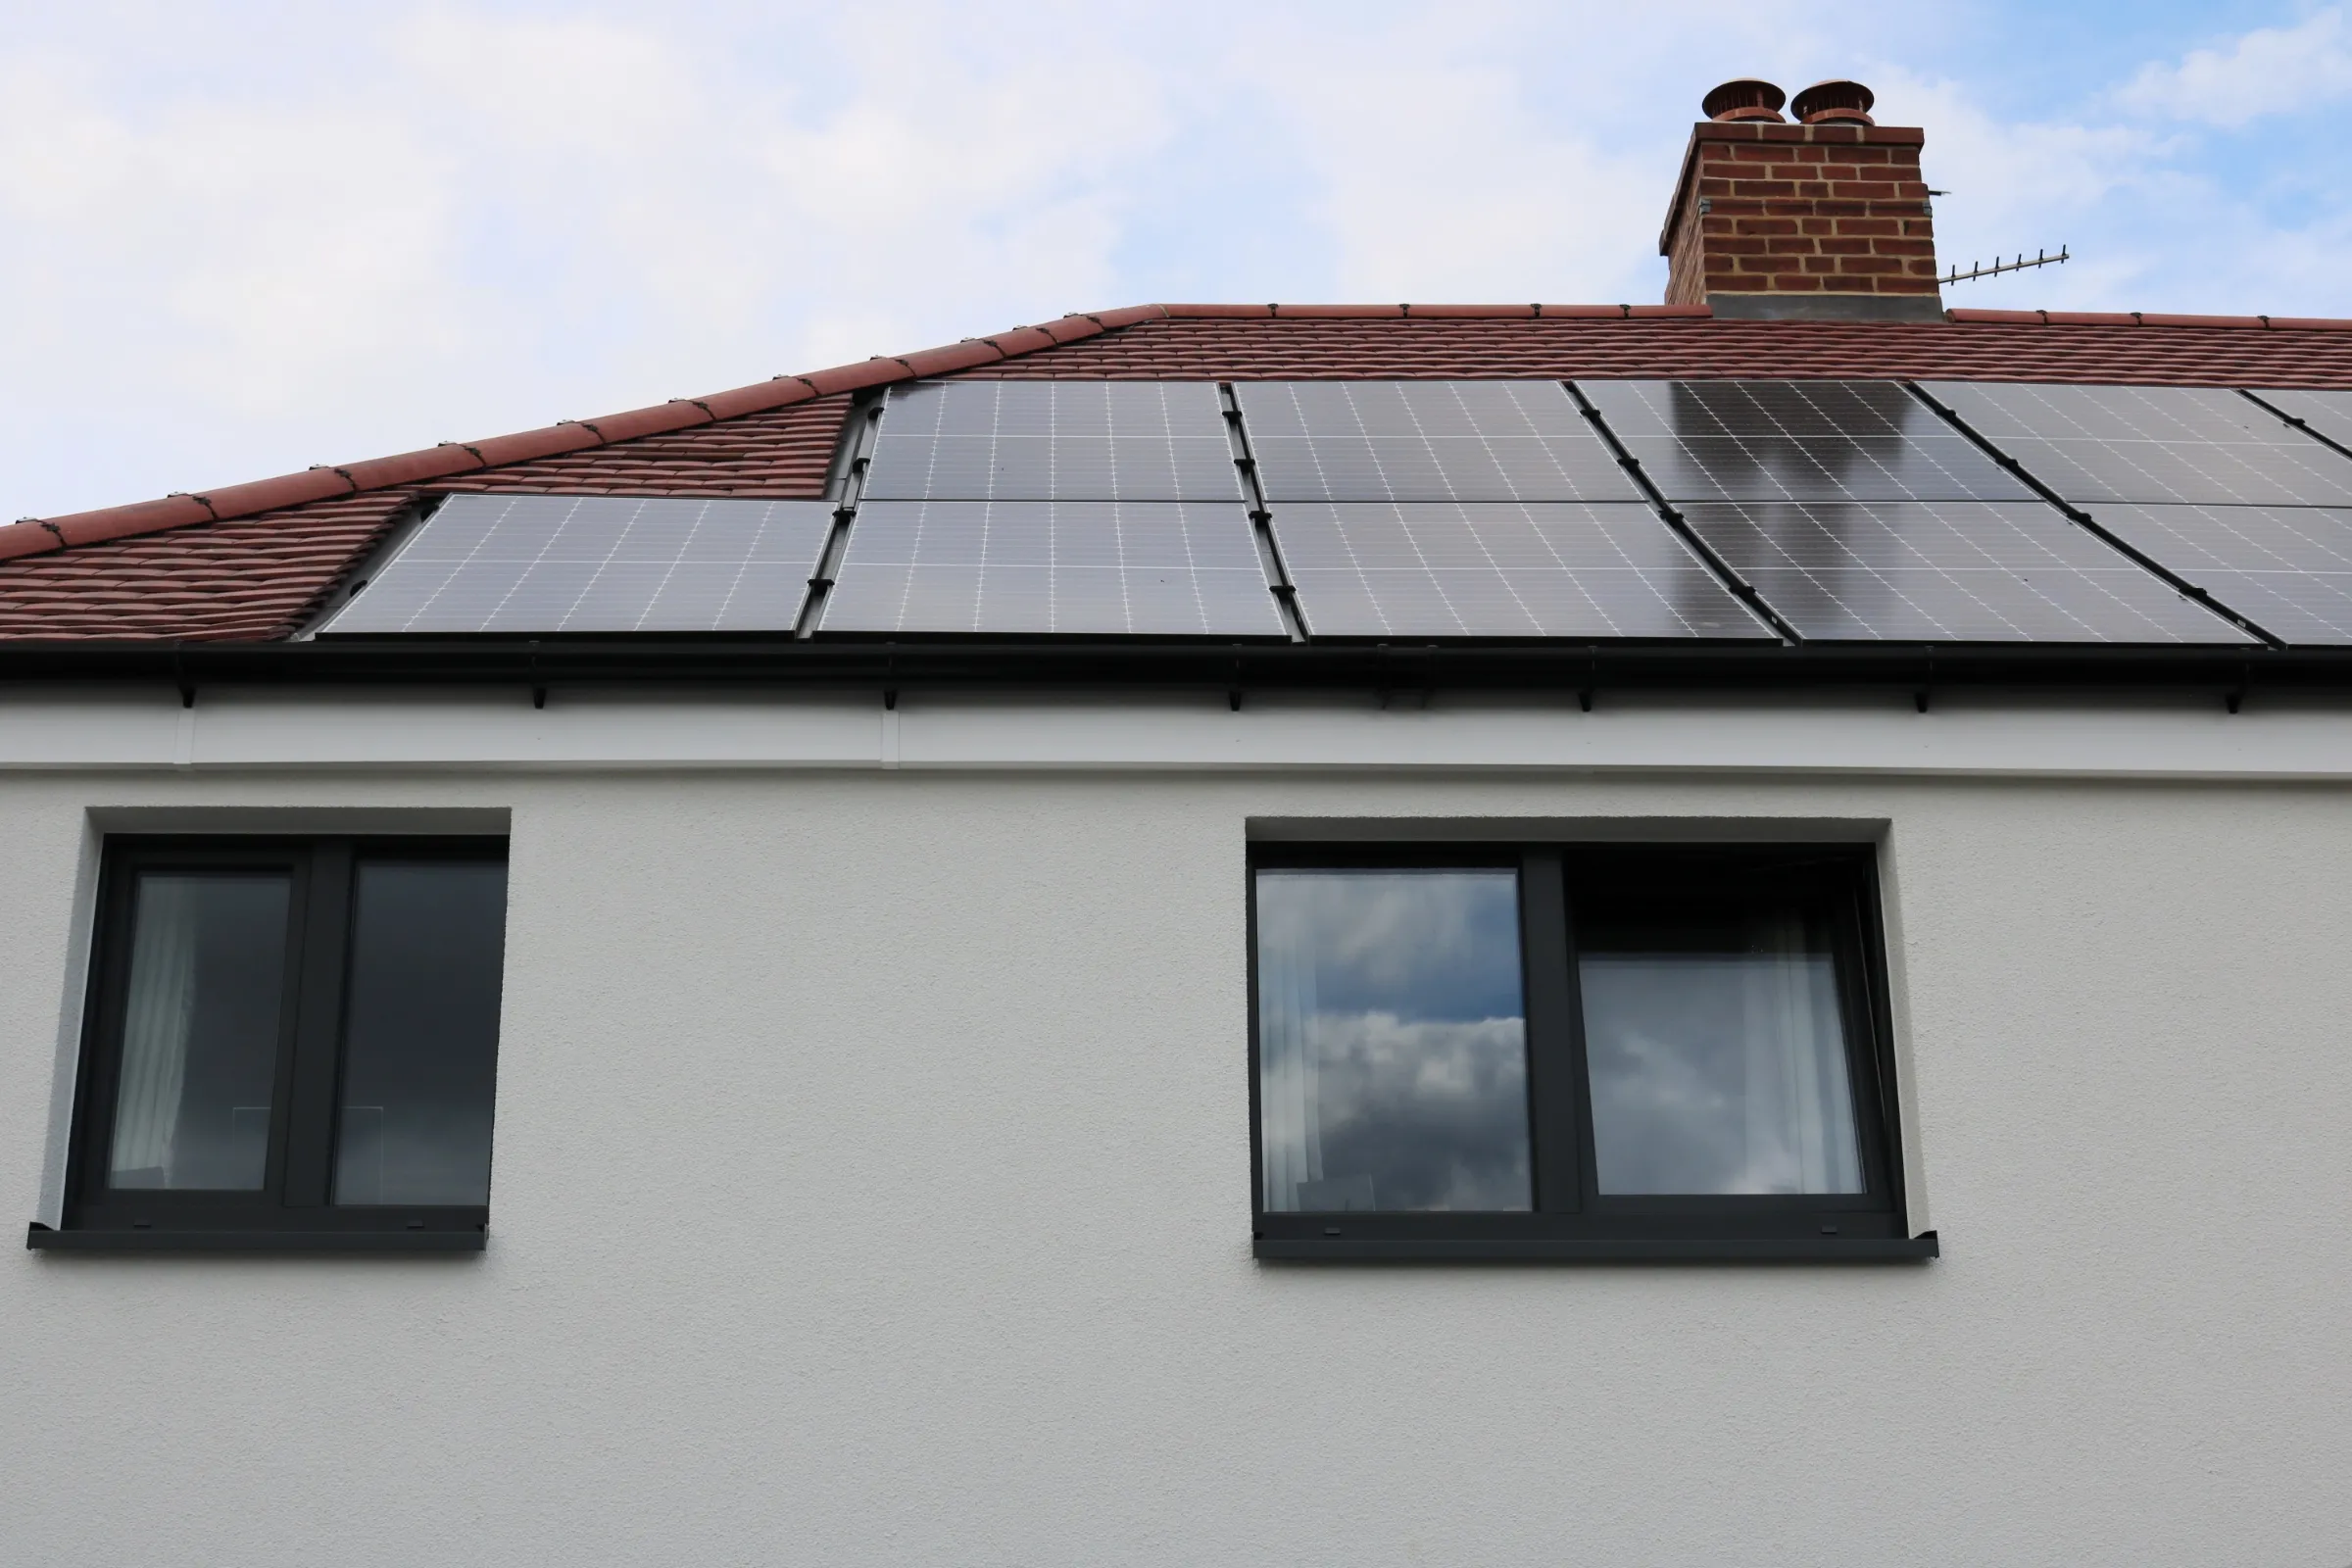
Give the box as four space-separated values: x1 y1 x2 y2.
1253 1232 1938 1263
26 1223 484 1253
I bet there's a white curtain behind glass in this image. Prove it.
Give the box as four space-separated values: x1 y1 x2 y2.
1742 909 1862 1195
1256 896 1323 1211
110 876 201 1185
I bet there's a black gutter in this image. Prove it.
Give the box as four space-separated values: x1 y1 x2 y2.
0 636 2345 704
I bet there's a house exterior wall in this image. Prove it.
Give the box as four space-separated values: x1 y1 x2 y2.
3 713 2349 1564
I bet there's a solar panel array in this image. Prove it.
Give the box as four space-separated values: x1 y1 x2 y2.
1579 379 2034 503
1270 501 1772 639
1236 381 1638 502
319 495 833 634
820 501 1285 636
323 376 2352 651
1925 383 2352 507
861 380 1242 501
2252 389 2352 454
1673 501 2250 644
2075 504 2352 645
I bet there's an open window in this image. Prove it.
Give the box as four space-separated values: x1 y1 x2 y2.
30 837 509 1251
1249 843 1932 1260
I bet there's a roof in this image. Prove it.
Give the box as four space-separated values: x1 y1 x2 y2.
8 301 2352 644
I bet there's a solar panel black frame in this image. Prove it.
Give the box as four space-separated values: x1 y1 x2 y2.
2250 389 2352 455
818 499 1285 637
1235 381 1640 503
317 494 835 634
2076 502 2352 646
1924 382 2352 507
1269 501 1773 639
860 380 1244 502
1578 379 2034 504
1673 499 2254 644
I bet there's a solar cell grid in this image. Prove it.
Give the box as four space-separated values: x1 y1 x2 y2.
1239 380 1591 440
2250 389 2352 454
1578 379 2032 504
318 494 832 634
2080 502 2352 645
1235 380 1637 504
1674 499 2250 644
819 499 1283 636
1579 378 1929 438
1925 382 2352 506
1270 501 1771 639
862 380 1242 502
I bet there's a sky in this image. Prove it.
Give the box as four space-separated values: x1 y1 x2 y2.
3 0 2349 519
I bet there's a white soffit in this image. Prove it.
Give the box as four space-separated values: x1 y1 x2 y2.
4 689 2352 780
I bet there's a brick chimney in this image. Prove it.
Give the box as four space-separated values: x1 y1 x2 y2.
1659 78 1944 322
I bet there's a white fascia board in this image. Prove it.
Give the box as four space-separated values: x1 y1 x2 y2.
5 685 2352 780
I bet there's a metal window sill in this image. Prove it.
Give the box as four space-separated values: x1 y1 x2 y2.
26 1223 485 1253
1253 1232 1938 1263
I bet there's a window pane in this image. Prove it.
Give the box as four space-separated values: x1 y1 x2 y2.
1578 900 1864 1195
1256 869 1531 1212
109 872 290 1191
333 860 509 1206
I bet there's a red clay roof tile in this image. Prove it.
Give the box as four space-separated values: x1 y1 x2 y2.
0 492 412 641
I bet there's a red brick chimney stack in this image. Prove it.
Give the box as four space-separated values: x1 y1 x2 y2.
1660 77 1944 321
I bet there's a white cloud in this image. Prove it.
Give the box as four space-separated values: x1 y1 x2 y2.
0 3 1180 516
1 3 2349 520
2115 6 2352 126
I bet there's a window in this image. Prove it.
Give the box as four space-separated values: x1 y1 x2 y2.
31 837 509 1250
1249 844 1933 1260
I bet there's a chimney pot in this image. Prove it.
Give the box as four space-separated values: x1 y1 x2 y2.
1791 78 1876 125
1700 78 1787 122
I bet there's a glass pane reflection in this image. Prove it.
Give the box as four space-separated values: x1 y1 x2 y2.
1579 901 1864 1195
1256 869 1531 1212
109 872 290 1191
333 860 509 1205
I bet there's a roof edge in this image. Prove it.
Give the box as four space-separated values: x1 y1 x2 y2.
14 297 2352 564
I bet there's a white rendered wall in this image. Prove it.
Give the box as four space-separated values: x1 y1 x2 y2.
2 743 2350 1562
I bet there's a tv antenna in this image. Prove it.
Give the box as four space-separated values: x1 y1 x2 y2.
1941 246 2069 287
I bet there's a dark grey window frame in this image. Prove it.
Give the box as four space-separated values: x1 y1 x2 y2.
1248 842 1936 1262
27 835 507 1252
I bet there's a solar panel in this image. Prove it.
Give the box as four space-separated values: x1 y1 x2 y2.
318 494 833 634
1674 500 2252 643
1924 382 2352 506
1578 379 2033 503
819 500 1284 636
2250 389 2352 454
2079 502 2352 645
1235 381 1639 503
861 381 1242 501
1270 501 1773 639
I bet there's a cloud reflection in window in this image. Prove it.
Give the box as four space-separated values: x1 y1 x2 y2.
1257 869 1530 1212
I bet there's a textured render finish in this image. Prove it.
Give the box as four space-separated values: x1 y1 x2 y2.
3 767 2351 1565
